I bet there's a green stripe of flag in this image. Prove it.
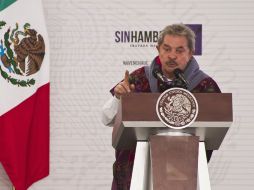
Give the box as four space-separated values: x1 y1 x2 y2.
0 0 17 11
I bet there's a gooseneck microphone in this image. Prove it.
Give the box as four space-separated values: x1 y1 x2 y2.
152 68 172 85
152 68 173 92
153 69 165 83
173 68 189 87
152 68 189 91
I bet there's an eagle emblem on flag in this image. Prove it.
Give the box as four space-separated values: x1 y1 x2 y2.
0 21 45 87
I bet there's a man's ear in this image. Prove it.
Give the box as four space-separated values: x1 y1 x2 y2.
190 50 194 58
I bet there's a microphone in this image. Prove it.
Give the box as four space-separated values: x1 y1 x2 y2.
173 68 189 86
153 68 165 83
152 68 172 85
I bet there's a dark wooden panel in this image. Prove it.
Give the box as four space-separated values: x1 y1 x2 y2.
150 136 199 190
120 93 232 122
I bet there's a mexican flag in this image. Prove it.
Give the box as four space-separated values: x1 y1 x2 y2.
0 0 50 189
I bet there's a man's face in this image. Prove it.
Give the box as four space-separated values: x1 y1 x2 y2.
157 34 193 78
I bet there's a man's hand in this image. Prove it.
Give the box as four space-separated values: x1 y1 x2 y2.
114 70 135 99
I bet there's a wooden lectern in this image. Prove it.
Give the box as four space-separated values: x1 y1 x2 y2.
112 93 232 190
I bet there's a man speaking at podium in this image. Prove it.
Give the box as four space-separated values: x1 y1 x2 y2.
102 23 221 190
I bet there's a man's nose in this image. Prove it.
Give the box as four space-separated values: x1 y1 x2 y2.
168 51 177 60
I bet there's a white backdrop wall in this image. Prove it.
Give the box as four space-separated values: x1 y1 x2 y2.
1 0 254 189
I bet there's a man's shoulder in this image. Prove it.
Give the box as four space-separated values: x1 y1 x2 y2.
130 66 146 76
192 77 221 93
129 66 151 92
129 66 147 83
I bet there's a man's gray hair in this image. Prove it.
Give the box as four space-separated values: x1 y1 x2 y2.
157 24 196 53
